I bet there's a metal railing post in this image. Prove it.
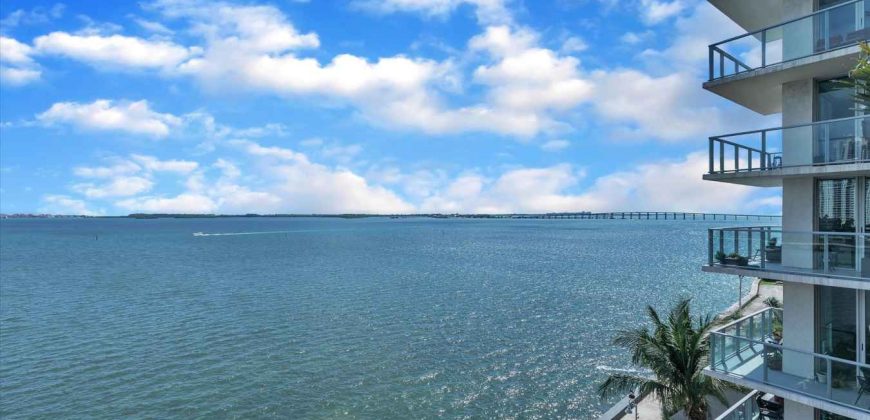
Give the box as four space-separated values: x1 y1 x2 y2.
823 234 830 272
720 142 725 173
761 131 767 169
711 334 717 370
760 229 767 269
709 47 714 80
709 138 715 173
734 144 740 171
708 229 714 265
827 358 833 398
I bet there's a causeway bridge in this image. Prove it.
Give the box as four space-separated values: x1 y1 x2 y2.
499 212 780 221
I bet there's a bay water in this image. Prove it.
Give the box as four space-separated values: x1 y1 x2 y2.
0 217 750 418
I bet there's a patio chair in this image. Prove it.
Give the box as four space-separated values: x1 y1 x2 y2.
856 367 870 405
756 393 783 420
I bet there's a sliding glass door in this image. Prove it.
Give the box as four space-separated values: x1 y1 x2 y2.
817 178 858 270
816 79 866 165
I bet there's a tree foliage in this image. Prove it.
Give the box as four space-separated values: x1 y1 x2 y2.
598 298 731 420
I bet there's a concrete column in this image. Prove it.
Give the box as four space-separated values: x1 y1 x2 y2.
783 282 816 379
783 177 815 269
782 79 815 167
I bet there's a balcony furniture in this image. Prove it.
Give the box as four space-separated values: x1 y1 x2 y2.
765 245 782 263
756 393 784 419
771 155 782 168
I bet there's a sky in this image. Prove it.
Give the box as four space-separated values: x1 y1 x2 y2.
0 0 784 215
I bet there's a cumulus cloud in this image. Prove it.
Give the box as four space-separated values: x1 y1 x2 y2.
229 140 414 213
541 139 570 151
353 0 512 25
588 2 771 141
116 193 218 213
33 32 199 72
0 4 65 31
0 36 41 85
130 154 198 173
73 176 154 198
40 194 101 215
18 1 600 138
589 69 722 141
639 0 685 24
419 152 776 213
69 154 199 199
37 99 183 137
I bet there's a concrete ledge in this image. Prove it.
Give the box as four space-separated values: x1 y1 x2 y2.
703 46 860 114
702 162 870 187
701 265 870 290
703 368 867 419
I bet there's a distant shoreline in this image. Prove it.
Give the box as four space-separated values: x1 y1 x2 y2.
1 211 782 220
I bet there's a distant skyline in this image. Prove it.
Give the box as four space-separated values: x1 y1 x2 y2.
0 0 783 216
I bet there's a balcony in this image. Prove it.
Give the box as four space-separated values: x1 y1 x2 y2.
706 308 870 418
704 115 870 186
703 226 869 288
715 390 763 420
704 0 867 114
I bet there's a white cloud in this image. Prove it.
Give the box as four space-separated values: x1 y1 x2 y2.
560 36 588 53
588 2 771 141
0 67 41 85
133 18 174 35
116 193 218 213
639 0 685 25
321 143 363 163
230 140 414 213
74 160 142 178
0 4 64 30
130 154 198 173
0 36 41 85
589 69 722 141
353 0 512 25
40 194 100 215
33 32 199 71
73 176 154 198
541 139 570 151
156 0 319 52
37 99 182 137
620 31 652 45
419 152 776 214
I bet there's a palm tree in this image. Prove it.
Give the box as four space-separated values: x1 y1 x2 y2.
597 298 730 420
836 41 870 107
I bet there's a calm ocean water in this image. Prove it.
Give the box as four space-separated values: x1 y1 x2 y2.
0 217 749 419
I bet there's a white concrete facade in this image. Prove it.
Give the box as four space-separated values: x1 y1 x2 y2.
702 0 869 419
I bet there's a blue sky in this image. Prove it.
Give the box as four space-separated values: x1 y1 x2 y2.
0 0 782 215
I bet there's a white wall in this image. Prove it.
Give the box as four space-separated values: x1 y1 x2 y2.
784 399 816 420
783 282 816 378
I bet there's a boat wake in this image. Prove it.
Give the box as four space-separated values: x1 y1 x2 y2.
192 228 354 237
595 365 649 375
193 230 303 237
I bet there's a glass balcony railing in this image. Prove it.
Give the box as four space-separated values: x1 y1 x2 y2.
708 115 870 175
715 390 762 420
707 226 869 280
709 0 869 80
709 308 870 415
